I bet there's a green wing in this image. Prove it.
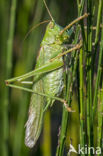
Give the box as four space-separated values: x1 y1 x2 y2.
25 79 44 148
25 47 45 148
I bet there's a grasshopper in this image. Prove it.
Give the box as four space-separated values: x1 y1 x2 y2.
6 0 88 148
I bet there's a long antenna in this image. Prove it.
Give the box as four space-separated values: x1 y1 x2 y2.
20 20 50 55
23 20 50 42
43 0 54 21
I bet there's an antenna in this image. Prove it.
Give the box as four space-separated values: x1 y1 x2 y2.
23 20 50 42
43 0 54 21
20 20 50 56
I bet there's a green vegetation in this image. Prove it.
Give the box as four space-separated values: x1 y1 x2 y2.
0 0 103 156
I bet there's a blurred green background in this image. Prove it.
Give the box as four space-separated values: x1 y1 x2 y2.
0 0 102 156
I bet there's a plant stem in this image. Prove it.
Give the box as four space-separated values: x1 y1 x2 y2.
97 88 103 156
92 0 103 78
77 1 85 154
86 0 93 150
93 2 103 120
1 0 17 155
95 16 103 155
79 47 85 154
56 46 78 156
42 111 51 156
56 14 84 156
101 85 103 152
56 1 86 155
6 0 17 77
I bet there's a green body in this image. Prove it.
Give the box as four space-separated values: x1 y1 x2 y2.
25 21 73 148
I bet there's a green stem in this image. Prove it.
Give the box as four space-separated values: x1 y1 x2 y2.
92 0 103 77
93 11 103 121
86 0 93 150
1 0 17 155
56 50 77 156
56 7 85 156
79 48 85 154
97 88 103 156
6 0 17 77
101 85 103 151
42 111 51 156
77 1 85 154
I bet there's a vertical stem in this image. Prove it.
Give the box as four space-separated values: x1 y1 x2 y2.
56 107 69 156
92 0 103 77
6 0 17 77
101 84 103 152
97 88 103 156
56 1 85 155
93 0 103 120
42 111 51 156
96 16 103 155
56 48 78 156
77 0 85 154
79 48 85 153
86 0 93 150
1 0 17 155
